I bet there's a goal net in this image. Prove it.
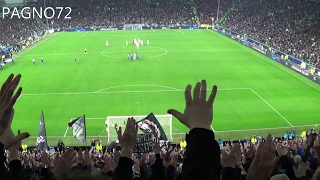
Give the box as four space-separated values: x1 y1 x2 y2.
124 24 143 30
106 114 173 143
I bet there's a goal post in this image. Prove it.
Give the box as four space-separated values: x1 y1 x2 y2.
124 24 144 30
106 114 173 143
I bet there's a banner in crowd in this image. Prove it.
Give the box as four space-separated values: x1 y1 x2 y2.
212 26 320 84
68 115 87 143
137 113 168 141
133 132 154 153
36 110 48 151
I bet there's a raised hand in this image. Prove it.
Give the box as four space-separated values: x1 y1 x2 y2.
149 153 156 165
117 117 138 158
113 149 121 165
41 151 50 167
83 149 90 166
247 134 278 180
221 143 241 168
168 80 217 130
293 162 308 178
153 138 161 154
0 109 29 149
244 144 255 159
52 148 76 176
7 130 23 152
0 74 29 149
276 145 288 157
77 150 84 164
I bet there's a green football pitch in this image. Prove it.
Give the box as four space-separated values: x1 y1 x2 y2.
1 29 320 146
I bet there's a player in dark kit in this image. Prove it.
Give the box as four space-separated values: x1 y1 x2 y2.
75 56 77 62
130 53 133 60
40 58 44 63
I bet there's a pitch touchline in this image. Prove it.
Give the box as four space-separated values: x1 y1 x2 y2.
14 33 58 60
21 88 251 96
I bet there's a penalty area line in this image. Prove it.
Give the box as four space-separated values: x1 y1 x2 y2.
250 88 293 127
178 30 185 35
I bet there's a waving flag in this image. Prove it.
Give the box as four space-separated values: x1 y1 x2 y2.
68 115 86 143
36 110 48 151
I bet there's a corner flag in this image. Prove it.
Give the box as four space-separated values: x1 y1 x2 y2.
68 115 86 143
36 110 48 151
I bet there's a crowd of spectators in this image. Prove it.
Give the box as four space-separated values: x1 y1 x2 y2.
0 18 45 48
1 0 320 68
194 0 231 25
1 74 320 180
29 0 196 29
223 0 320 67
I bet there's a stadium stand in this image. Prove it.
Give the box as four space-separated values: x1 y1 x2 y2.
27 0 196 28
223 0 320 67
0 18 45 48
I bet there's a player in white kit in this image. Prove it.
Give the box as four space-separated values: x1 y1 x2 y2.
141 40 144 46
106 41 109 46
126 40 128 46
32 58 35 64
147 40 149 45
134 38 140 49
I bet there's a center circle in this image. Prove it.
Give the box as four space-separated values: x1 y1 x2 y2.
100 46 168 59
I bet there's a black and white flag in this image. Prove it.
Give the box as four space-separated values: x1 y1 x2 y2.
36 110 48 151
133 133 154 153
137 113 168 141
68 115 86 143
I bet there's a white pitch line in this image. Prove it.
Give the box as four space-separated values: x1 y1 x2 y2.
63 127 69 137
250 88 293 127
16 94 23 101
14 33 58 60
94 85 180 93
63 118 73 137
211 125 215 132
178 30 185 35
208 30 320 92
82 32 88 37
21 88 251 96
